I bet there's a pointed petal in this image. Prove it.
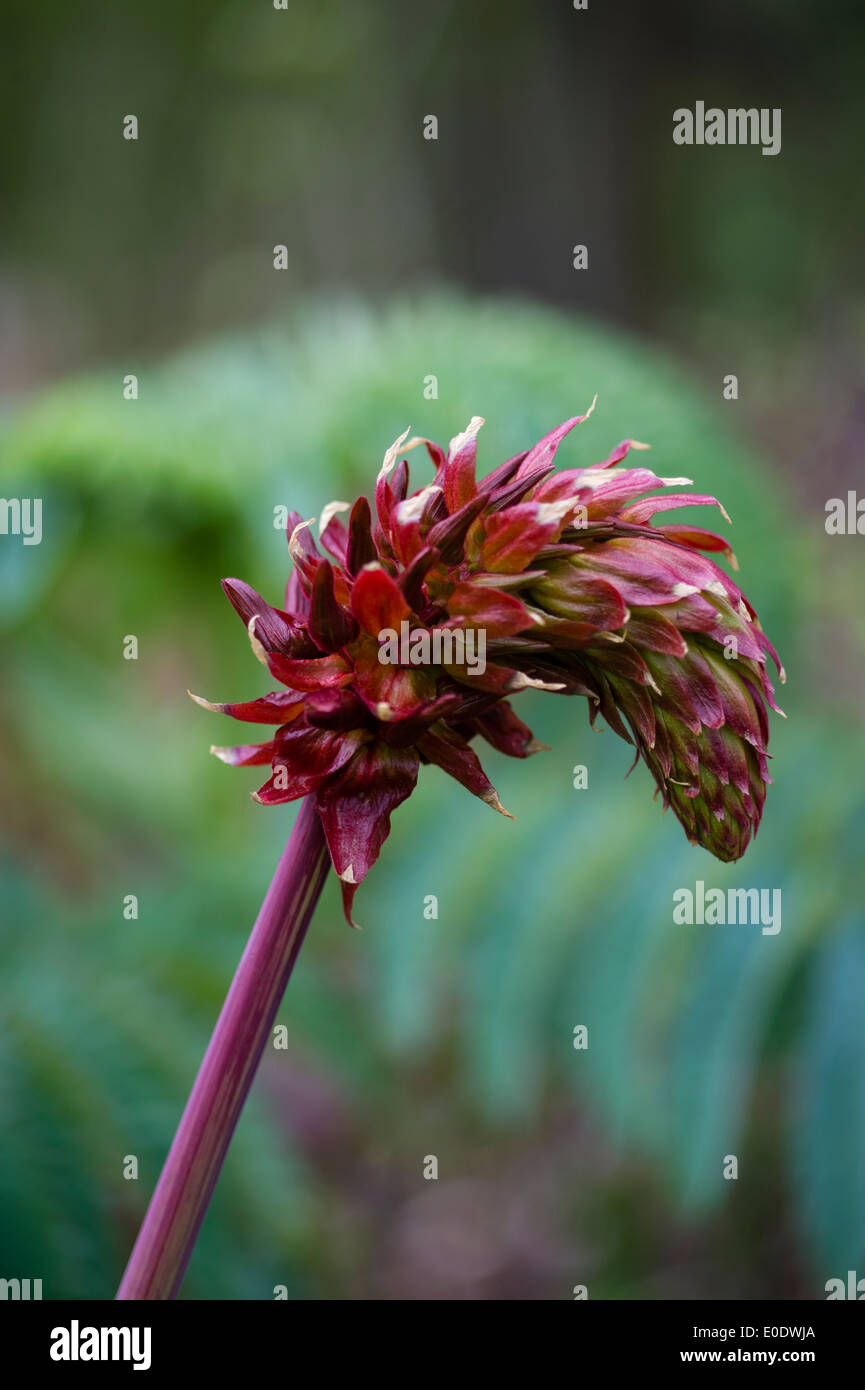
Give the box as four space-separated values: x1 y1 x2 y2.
512 411 589 481
593 438 651 469
612 673 658 748
308 559 359 651
254 724 371 804
287 518 322 590
319 503 350 566
427 493 488 564
221 578 307 654
655 524 738 569
350 563 412 635
346 496 378 575
477 502 567 572
210 741 275 767
265 651 353 691
463 700 547 758
317 742 420 925
529 569 629 629
417 722 514 817
624 608 689 657
441 417 484 512
446 582 534 637
620 492 730 525
478 449 529 493
351 651 438 723
375 428 423 533
398 545 440 610
570 469 695 520
189 689 306 725
443 657 562 695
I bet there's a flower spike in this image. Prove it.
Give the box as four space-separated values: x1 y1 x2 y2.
197 410 783 922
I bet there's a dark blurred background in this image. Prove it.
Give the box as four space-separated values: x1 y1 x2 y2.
1 0 864 1299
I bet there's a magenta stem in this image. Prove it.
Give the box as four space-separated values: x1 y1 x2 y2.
116 796 330 1300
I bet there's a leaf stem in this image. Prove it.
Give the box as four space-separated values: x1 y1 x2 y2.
116 796 330 1300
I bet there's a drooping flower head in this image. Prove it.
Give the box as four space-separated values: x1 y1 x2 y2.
193 404 784 924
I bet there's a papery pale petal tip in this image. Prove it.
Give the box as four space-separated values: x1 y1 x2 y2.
247 615 268 666
188 690 222 711
448 415 485 455
336 864 363 929
395 483 442 525
535 498 583 525
319 500 351 533
482 787 515 819
525 738 552 754
378 426 416 481
508 672 567 692
210 744 237 761
288 518 315 563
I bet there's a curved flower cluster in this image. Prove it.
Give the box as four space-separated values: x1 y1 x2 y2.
194 406 784 924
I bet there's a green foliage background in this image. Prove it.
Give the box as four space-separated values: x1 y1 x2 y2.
1 293 863 1298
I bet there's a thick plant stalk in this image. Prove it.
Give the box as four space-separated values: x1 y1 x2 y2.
116 796 330 1300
